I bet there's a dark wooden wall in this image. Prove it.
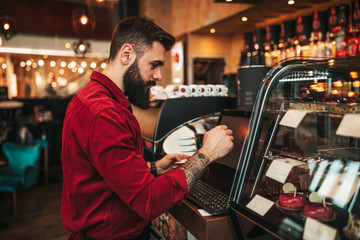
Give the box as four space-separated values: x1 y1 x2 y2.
0 0 126 40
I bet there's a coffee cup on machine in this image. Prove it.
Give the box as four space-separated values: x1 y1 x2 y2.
206 84 216 96
179 85 190 97
215 84 228 96
189 84 200 97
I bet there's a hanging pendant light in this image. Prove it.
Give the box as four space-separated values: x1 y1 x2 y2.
0 15 16 41
71 7 96 39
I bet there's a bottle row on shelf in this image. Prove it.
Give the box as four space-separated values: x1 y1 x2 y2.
240 1 360 67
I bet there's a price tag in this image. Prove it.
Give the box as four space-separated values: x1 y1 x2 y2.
303 218 337 240
279 110 309 128
246 194 274 216
265 158 307 183
283 182 295 193
336 114 360 138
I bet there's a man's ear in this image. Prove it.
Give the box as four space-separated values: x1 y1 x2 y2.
119 44 135 65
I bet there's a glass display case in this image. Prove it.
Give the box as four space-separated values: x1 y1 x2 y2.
230 57 360 240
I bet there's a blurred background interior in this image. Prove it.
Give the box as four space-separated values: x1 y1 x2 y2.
0 0 358 239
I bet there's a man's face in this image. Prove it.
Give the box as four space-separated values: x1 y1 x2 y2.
123 41 166 109
123 60 153 109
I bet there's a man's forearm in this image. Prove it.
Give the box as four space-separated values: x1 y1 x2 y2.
179 151 210 190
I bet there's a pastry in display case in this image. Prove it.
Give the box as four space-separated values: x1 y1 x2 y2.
229 57 360 239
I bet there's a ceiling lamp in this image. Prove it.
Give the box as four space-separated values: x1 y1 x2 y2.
73 39 91 56
72 7 96 38
0 15 16 40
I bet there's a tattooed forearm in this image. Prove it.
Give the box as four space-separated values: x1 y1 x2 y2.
179 151 210 190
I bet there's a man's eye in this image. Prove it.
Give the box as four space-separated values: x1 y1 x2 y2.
151 64 158 70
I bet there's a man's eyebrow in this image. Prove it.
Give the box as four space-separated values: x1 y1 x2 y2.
151 60 164 67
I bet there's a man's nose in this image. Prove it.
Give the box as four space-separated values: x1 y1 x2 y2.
153 68 162 81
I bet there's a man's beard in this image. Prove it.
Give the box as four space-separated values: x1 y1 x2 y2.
123 60 156 109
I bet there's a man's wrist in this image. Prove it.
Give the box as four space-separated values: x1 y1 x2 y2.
198 148 214 162
150 162 157 177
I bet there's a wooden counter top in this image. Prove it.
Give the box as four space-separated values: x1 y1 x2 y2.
169 199 235 240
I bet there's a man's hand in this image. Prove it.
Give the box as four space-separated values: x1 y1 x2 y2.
156 154 190 175
199 125 234 162
180 125 234 189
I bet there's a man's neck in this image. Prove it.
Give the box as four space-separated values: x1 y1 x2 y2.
102 65 124 92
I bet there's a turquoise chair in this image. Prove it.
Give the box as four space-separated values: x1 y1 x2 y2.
0 141 42 218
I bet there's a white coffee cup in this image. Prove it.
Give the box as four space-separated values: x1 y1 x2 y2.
179 85 190 97
206 84 216 96
189 84 200 97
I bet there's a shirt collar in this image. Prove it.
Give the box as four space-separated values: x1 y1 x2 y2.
90 71 132 112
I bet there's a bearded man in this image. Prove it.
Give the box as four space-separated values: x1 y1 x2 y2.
61 16 234 240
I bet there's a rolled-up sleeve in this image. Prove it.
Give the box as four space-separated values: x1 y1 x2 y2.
87 108 188 221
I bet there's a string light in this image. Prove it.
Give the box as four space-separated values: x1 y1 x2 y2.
0 16 17 40
90 62 97 69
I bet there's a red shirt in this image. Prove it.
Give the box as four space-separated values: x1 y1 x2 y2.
61 71 188 240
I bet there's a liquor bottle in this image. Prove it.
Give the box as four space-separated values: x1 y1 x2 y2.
240 43 252 67
324 31 335 57
264 25 273 67
287 38 296 58
355 0 360 55
246 44 252 66
348 0 360 56
309 32 317 57
264 41 273 67
348 24 359 56
311 11 326 57
329 6 338 39
251 30 261 65
271 44 280 66
295 16 304 57
295 16 311 57
242 32 253 67
334 4 349 58
295 38 302 57
239 45 247 67
279 23 287 61
316 32 325 57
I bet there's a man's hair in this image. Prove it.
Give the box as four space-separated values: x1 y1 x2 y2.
108 16 175 61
